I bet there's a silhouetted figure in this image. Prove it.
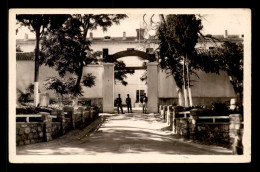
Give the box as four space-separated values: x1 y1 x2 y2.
141 93 148 114
126 94 133 113
116 94 124 114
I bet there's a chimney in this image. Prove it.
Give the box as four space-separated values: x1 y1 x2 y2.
224 30 228 38
89 32 93 40
136 29 145 39
123 32 126 40
24 33 28 41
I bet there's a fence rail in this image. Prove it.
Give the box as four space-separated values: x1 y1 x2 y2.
198 116 229 123
16 114 57 122
178 111 190 118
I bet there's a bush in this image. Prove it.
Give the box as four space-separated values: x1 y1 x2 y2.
185 103 231 116
16 106 53 114
16 106 38 114
211 103 229 113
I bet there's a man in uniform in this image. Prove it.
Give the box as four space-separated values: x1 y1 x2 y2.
126 94 133 113
116 94 124 114
141 93 148 114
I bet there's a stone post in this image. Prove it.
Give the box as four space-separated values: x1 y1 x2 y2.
77 106 85 123
160 105 164 116
41 112 52 142
147 62 158 113
172 106 184 134
53 109 66 135
189 108 202 140
229 114 243 155
64 106 75 129
81 110 85 123
103 63 115 113
167 105 173 127
86 106 91 119
71 110 75 129
163 105 167 122
90 107 94 119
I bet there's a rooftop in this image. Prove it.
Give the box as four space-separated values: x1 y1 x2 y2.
16 35 243 45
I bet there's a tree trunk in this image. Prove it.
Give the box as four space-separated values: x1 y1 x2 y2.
183 87 189 107
177 87 184 106
34 28 40 106
188 87 193 107
74 62 84 95
186 60 193 107
183 57 189 107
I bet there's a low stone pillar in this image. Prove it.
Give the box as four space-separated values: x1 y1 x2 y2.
84 106 90 120
90 107 96 119
54 109 66 135
167 105 173 126
41 112 52 142
71 110 75 129
179 118 189 138
172 106 184 134
162 105 167 122
229 114 243 155
64 106 75 129
159 105 163 116
81 110 85 123
77 107 85 123
189 108 202 140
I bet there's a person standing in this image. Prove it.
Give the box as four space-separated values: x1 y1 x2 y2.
126 94 133 113
116 94 124 114
141 93 148 114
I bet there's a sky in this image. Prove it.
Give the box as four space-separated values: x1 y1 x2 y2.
15 12 250 39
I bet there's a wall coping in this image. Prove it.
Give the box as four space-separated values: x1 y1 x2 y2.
147 62 158 66
103 63 115 66
84 64 103 67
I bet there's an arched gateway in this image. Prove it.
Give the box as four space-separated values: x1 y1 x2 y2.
102 49 159 113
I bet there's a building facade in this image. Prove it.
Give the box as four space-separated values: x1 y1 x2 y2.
16 29 243 109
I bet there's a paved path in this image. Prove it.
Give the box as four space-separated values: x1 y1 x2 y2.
16 113 232 156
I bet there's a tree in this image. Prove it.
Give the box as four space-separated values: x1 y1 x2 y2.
16 83 38 105
41 14 127 95
16 14 70 106
223 42 243 108
157 14 203 107
194 41 243 108
214 41 243 107
43 76 92 104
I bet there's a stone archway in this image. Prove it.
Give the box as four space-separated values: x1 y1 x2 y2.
102 49 158 113
112 49 150 61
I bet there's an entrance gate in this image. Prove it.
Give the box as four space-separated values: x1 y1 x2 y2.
102 49 158 113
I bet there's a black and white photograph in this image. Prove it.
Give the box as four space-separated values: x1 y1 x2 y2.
9 8 251 163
